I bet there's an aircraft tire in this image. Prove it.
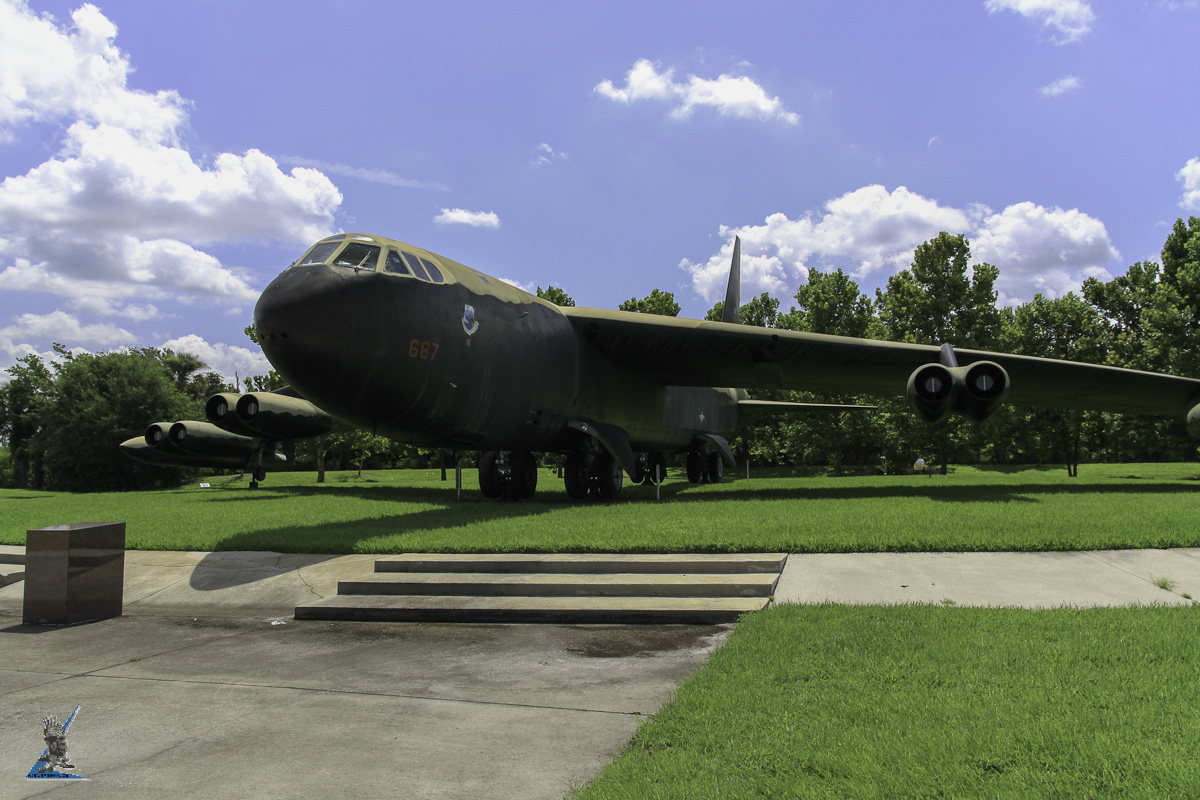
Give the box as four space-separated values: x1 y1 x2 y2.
596 452 623 502
509 450 538 500
706 452 724 483
564 451 589 500
632 458 646 485
478 451 504 499
254 466 267 482
686 451 705 483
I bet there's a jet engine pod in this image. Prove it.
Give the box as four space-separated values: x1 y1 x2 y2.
234 391 336 439
205 392 258 437
907 363 956 424
1187 403 1200 439
144 421 177 448
168 420 260 458
953 361 1010 422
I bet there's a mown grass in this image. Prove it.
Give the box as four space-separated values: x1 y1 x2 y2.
572 603 1200 800
3 463 1200 553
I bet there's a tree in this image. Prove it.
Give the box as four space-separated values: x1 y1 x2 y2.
243 370 287 393
0 353 54 489
786 267 876 337
619 289 681 316
876 232 1002 349
536 286 575 307
39 349 199 491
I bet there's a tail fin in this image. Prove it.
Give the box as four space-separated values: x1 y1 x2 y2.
720 236 741 324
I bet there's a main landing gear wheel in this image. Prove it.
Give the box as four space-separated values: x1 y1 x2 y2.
478 450 538 500
686 451 705 484
508 450 538 500
478 451 504 499
563 450 624 502
595 452 623 502
564 451 590 500
706 452 724 483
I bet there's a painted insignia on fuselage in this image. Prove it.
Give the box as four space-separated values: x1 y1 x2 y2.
462 304 479 336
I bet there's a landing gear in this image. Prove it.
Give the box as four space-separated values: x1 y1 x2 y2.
635 452 666 485
478 450 538 500
686 447 727 484
562 449 624 502
706 451 724 483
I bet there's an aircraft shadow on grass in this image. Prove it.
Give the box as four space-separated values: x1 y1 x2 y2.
184 478 1197 591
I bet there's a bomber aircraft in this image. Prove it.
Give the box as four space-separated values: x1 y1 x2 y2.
123 232 1200 500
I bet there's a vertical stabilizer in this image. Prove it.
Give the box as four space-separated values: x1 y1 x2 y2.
720 236 741 324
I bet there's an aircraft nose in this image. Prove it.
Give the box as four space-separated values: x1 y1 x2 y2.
254 264 355 381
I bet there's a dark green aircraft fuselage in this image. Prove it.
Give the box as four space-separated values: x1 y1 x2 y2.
253 234 739 457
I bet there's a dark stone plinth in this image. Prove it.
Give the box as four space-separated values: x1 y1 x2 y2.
23 522 125 625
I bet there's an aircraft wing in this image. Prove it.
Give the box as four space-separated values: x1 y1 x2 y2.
561 308 1200 418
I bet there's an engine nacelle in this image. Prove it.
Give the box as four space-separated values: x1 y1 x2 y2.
954 360 1010 422
205 392 258 437
168 421 259 458
907 364 956 424
907 361 1010 424
1187 403 1200 439
234 392 336 439
143 421 176 448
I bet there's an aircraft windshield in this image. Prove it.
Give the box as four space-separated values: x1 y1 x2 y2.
297 241 340 266
332 242 380 271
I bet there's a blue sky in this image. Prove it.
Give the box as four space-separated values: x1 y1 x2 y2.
1 0 1198 381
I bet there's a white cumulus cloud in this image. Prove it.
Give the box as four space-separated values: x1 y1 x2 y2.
984 0 1095 43
682 185 1118 309
595 59 800 124
159 334 271 383
1177 157 1200 211
434 208 501 228
1040 75 1081 96
0 0 341 311
0 309 132 362
681 185 973 302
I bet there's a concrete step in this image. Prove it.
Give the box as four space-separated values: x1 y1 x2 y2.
295 594 769 625
0 545 26 565
373 553 788 575
0 564 25 587
296 552 787 625
339 571 780 598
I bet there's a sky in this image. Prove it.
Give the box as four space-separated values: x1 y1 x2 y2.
1 0 1198 382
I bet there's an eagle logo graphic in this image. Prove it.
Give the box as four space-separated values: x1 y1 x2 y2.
462 304 479 336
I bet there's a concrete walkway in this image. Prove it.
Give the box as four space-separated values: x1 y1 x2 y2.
2 546 1198 799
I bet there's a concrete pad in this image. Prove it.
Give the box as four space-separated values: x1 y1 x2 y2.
773 549 1200 608
0 612 727 799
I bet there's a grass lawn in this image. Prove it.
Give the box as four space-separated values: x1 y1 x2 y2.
4 463 1198 797
3 463 1200 554
572 603 1200 799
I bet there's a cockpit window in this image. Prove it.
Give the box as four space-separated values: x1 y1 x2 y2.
401 252 429 281
384 250 411 275
297 241 340 266
333 242 380 271
419 257 444 283
401 252 444 283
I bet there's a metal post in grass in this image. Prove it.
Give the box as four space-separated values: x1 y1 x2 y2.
455 460 462 502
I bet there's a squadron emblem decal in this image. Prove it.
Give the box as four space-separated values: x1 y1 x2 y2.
462 304 479 336
27 705 87 780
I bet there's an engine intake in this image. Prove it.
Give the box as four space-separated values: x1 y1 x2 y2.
907 361 1010 424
